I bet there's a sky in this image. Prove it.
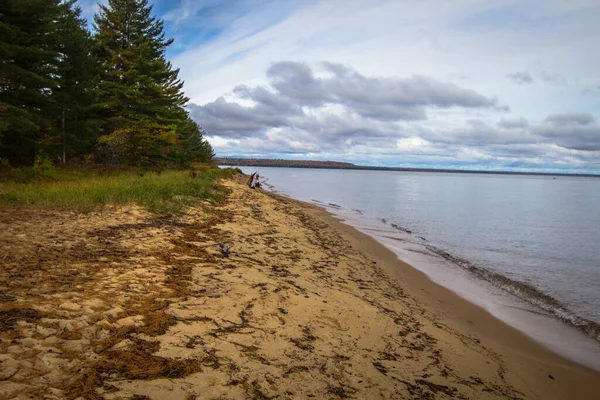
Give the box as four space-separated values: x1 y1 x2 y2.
79 0 600 173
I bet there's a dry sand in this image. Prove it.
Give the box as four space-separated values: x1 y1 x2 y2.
1 175 599 399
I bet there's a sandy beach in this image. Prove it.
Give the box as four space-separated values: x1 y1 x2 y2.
1 174 599 399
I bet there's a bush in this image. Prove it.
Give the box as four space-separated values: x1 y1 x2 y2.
0 155 58 183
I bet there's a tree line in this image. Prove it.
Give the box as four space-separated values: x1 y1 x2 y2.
0 0 214 167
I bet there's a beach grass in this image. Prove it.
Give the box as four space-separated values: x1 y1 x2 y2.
0 165 238 214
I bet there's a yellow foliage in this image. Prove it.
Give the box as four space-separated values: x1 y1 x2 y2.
97 120 178 166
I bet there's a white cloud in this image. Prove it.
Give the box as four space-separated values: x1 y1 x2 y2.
165 0 600 172
76 0 107 24
396 137 433 153
172 0 599 121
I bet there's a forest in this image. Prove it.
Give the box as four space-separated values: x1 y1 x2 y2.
0 0 214 168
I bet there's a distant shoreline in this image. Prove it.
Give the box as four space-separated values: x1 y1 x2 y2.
215 157 600 178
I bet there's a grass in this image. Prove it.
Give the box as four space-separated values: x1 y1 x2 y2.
0 166 239 214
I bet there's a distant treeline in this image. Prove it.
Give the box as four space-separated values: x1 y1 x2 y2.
0 0 213 167
215 158 357 169
215 158 600 177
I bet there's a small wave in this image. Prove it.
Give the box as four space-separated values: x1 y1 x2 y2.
424 244 600 342
382 218 600 343
390 222 412 234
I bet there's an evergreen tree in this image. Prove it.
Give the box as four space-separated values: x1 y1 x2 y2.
93 0 190 166
178 117 215 165
0 0 213 167
51 0 95 164
0 0 60 165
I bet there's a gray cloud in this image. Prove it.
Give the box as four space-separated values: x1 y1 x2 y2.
190 62 600 171
545 112 594 126
540 70 567 86
267 61 500 116
191 61 501 142
497 116 529 129
188 96 290 139
419 119 537 147
583 85 600 95
507 72 534 85
440 113 600 152
533 112 600 151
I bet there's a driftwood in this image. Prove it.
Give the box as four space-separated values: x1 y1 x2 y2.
247 172 261 189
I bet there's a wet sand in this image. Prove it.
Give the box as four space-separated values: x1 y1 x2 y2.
1 175 599 399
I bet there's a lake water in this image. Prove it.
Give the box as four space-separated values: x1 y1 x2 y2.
234 166 600 370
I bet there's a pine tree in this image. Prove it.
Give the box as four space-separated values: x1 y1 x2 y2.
93 0 190 166
0 0 61 165
51 0 95 164
178 117 215 165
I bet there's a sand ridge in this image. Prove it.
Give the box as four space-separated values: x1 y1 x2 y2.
0 175 598 399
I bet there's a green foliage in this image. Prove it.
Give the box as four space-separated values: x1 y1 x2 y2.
51 0 97 164
92 0 193 167
0 167 238 213
97 118 178 166
178 118 215 165
0 155 57 183
0 0 214 167
0 0 61 165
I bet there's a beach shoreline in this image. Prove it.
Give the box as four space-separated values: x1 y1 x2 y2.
296 195 600 381
1 175 599 399
307 200 600 372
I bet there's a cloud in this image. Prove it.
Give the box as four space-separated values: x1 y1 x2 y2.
190 62 600 172
583 84 600 95
497 117 529 129
418 118 537 147
507 72 534 85
540 70 567 86
188 95 294 139
544 112 594 126
532 112 600 151
268 61 500 113
76 0 107 24
190 61 501 143
161 0 600 173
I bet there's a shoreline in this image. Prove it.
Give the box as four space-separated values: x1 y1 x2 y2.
217 160 600 178
262 188 600 396
250 165 600 370
315 202 600 371
1 175 599 398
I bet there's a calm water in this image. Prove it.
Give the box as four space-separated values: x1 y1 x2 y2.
235 166 600 368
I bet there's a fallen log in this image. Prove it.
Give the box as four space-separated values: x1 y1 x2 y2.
247 172 260 189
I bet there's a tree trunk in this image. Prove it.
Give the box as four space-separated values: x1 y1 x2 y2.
61 106 66 165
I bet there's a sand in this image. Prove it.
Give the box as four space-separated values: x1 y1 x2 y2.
1 175 599 399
